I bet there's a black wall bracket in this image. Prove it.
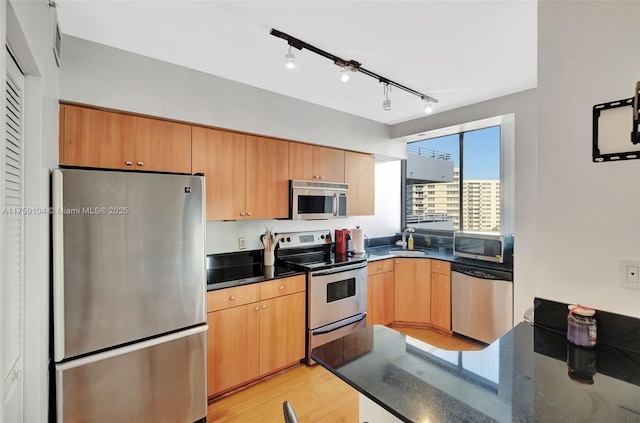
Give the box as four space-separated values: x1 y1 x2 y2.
592 81 640 162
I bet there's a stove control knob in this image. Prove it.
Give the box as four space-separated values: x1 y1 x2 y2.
320 235 325 239
286 237 291 242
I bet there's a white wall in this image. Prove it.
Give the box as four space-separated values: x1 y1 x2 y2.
3 0 60 421
392 89 538 323
535 1 640 317
206 160 400 254
59 35 403 160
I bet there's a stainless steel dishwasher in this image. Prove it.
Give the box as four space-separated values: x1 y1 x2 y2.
451 263 513 344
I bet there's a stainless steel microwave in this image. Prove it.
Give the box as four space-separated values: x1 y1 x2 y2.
290 180 348 220
453 231 514 263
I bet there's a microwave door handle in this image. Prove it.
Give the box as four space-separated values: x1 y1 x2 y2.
333 193 338 216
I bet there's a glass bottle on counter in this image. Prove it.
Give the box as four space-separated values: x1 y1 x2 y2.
567 304 597 347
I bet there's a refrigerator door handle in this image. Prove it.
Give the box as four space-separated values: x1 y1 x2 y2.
52 169 66 362
56 325 208 370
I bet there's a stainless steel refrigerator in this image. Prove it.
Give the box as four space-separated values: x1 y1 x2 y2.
52 168 207 423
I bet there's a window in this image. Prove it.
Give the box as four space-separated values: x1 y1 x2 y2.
405 126 501 232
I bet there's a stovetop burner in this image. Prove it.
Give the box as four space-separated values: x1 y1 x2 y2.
276 230 367 271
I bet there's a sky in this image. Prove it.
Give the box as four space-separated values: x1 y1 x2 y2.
410 126 500 180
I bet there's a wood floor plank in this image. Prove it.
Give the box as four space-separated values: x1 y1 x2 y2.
207 326 485 422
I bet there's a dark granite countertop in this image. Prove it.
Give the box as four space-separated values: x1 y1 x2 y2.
206 250 304 291
312 323 640 423
365 244 514 273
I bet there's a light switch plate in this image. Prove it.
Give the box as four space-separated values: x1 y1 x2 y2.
239 237 246 250
620 259 640 289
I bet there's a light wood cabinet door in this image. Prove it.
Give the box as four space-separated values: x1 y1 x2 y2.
134 116 191 173
394 258 431 324
288 142 317 181
245 135 289 219
368 271 395 326
317 146 345 182
60 104 135 169
289 143 345 182
345 151 375 216
259 292 306 375
192 127 246 220
431 271 451 331
208 304 260 396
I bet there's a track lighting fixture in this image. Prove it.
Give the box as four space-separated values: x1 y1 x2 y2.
383 84 391 111
270 28 438 112
284 46 296 69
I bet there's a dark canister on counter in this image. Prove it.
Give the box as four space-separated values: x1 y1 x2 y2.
567 304 597 347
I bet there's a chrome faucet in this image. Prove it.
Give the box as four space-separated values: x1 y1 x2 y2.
395 228 415 249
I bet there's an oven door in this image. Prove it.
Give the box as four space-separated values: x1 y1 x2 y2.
309 262 367 330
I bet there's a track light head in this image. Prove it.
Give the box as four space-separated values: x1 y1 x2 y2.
284 46 296 69
382 84 391 111
340 69 350 83
423 100 433 114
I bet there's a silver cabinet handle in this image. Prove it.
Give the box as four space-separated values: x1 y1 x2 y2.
279 286 285 290
239 212 245 216
247 212 252 216
229 295 236 301
125 161 133 166
254 306 259 311
319 176 324 179
137 161 144 166
261 305 267 310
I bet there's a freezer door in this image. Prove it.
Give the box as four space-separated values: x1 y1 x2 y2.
52 169 206 361
56 326 207 423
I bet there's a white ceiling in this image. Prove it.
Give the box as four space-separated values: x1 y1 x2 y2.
55 1 537 125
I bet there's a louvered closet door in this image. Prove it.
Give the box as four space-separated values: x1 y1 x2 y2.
2 48 25 423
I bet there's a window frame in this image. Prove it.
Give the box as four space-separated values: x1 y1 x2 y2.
401 114 514 236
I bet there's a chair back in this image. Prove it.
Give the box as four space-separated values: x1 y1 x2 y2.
283 400 299 423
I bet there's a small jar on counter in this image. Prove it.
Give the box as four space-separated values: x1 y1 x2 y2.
567 305 597 347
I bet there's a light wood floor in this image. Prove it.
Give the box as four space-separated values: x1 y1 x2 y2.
207 326 483 422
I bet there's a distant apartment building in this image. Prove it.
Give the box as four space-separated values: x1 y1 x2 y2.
406 168 501 231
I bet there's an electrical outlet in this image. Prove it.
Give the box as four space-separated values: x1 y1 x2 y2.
620 259 640 289
628 266 640 283
239 237 246 250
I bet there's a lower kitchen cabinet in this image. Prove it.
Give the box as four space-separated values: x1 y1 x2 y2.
259 292 306 374
394 258 431 325
207 303 260 396
430 260 452 333
206 275 306 398
367 259 395 326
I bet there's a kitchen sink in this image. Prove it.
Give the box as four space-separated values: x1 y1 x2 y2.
388 250 429 257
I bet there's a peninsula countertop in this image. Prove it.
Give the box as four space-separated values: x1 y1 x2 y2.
311 323 640 422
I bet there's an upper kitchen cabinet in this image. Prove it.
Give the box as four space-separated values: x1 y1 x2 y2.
60 104 135 170
289 143 345 182
344 151 375 216
59 104 192 173
245 135 290 220
192 128 289 220
134 116 191 173
192 127 246 221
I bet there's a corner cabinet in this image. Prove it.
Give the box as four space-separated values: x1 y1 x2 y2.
206 275 305 398
289 142 345 182
192 127 289 220
59 104 191 173
394 258 431 325
430 260 452 333
367 259 395 326
345 151 375 216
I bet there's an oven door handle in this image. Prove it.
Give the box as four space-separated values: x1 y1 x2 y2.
312 314 366 336
311 261 368 276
